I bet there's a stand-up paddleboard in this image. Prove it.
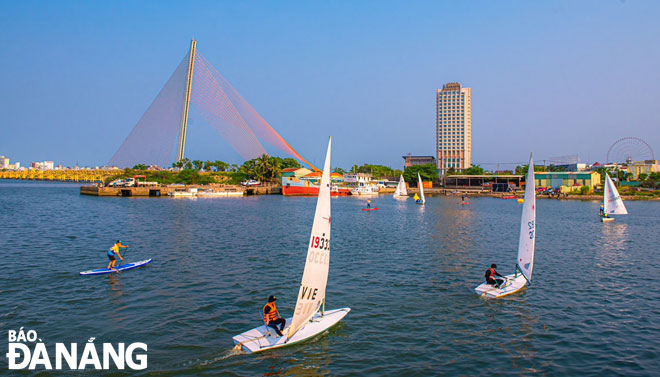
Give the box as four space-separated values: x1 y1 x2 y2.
80 259 152 276
233 137 350 354
362 208 379 211
600 173 627 223
475 153 536 299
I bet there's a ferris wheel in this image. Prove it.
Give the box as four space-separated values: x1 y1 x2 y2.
606 137 655 164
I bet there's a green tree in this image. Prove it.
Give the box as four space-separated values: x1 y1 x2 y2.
462 164 485 175
638 173 648 181
132 164 148 170
192 160 204 171
332 167 346 175
515 164 546 175
403 163 438 184
547 164 566 172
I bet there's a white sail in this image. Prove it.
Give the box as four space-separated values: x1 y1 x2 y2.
516 154 536 282
603 173 628 215
288 137 333 340
417 173 425 203
394 175 407 196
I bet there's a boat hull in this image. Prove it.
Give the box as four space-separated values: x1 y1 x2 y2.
474 274 527 298
393 195 408 200
232 308 350 353
600 216 615 222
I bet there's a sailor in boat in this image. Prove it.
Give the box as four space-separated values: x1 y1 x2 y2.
599 204 607 218
263 296 286 336
485 264 505 288
366 199 372 209
107 240 128 271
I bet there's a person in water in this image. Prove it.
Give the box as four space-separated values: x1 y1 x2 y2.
107 240 128 271
263 295 286 336
367 199 372 209
485 264 505 287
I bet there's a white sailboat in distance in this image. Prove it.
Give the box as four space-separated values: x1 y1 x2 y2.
600 172 628 223
415 173 425 204
232 137 350 353
393 174 408 199
475 153 536 299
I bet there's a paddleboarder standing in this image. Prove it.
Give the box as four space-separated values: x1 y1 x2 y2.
366 199 372 209
107 240 128 271
263 295 286 336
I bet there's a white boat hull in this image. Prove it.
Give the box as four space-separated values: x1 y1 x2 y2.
393 195 408 200
474 274 527 299
600 216 615 222
198 191 244 197
232 308 350 354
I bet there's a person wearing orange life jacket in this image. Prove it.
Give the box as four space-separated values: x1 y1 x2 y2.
485 264 504 288
263 295 286 336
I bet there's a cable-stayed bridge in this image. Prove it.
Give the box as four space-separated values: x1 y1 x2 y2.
109 40 317 170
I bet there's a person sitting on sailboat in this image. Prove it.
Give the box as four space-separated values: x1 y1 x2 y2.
107 240 127 271
485 264 504 287
599 204 608 217
263 296 286 336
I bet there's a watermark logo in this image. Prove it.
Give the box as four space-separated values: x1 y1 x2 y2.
6 328 147 370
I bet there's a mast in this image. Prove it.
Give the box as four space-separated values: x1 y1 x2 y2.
176 39 196 163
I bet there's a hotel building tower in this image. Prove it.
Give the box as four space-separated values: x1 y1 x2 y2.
436 82 471 175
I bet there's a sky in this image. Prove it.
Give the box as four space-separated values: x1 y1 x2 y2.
1 0 659 170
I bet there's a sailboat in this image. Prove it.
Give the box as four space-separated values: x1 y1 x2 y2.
475 153 536 299
415 173 425 205
600 173 628 223
232 137 350 353
393 175 408 199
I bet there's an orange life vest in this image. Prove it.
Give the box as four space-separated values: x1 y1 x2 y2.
263 302 280 323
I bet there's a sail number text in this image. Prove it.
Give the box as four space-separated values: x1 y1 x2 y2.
308 235 329 264
310 235 330 250
528 220 535 239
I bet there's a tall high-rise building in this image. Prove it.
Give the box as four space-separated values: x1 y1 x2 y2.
436 82 471 175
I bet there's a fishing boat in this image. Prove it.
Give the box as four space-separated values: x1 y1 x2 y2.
350 184 379 196
197 188 244 197
168 188 197 198
415 173 425 205
393 175 408 199
232 137 350 353
600 173 628 222
475 153 536 299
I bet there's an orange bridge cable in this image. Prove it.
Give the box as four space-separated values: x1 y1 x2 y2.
191 94 266 159
191 80 267 159
191 68 267 158
193 61 255 136
193 60 262 143
195 53 319 171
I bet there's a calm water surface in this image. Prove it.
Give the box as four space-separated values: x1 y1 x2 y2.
1 180 659 376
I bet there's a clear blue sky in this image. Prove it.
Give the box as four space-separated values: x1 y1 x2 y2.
1 0 659 169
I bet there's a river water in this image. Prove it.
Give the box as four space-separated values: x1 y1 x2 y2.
1 180 659 376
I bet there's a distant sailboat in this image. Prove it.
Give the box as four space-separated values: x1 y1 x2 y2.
415 173 425 205
393 175 408 199
600 173 628 223
232 137 350 353
475 154 536 299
